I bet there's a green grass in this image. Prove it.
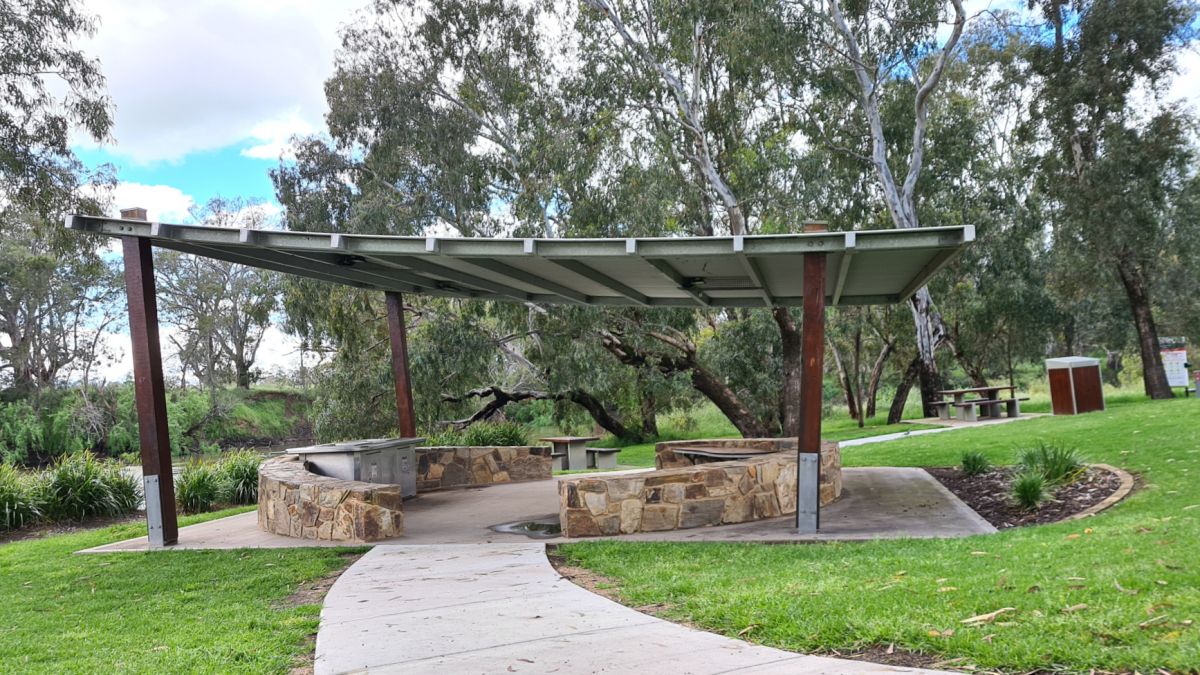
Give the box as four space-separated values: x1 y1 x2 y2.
0 507 362 674
585 402 941 469
560 396 1200 672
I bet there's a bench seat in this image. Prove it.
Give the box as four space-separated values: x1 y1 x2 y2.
586 447 621 470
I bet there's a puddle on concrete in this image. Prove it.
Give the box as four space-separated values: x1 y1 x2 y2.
490 516 562 539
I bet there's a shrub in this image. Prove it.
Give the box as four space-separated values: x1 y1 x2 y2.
1018 442 1084 484
0 464 39 530
36 452 124 522
217 449 261 505
175 462 221 514
102 465 143 515
960 451 992 476
423 428 465 447
462 421 529 446
1012 470 1048 510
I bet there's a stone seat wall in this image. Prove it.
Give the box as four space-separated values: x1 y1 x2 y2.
559 440 841 538
416 446 553 491
258 455 403 542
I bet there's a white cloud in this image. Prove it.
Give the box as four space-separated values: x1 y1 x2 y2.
240 109 316 160
109 182 196 222
77 0 366 163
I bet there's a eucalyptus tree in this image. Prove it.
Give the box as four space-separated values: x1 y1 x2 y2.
803 0 968 414
0 0 115 398
155 199 281 391
1024 0 1197 399
276 0 838 439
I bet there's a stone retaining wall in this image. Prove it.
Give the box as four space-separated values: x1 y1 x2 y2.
559 440 842 538
416 446 553 491
257 455 403 542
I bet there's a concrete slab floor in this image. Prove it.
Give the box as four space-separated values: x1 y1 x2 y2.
80 466 993 553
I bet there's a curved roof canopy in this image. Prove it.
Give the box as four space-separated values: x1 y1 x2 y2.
68 215 973 308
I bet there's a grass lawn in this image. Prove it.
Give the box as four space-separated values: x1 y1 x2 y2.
592 402 942 469
560 397 1200 672
0 507 362 674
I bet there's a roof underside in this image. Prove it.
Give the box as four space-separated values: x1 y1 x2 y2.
68 215 973 308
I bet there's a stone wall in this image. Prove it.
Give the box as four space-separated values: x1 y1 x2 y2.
257 455 403 542
416 446 553 491
559 440 842 538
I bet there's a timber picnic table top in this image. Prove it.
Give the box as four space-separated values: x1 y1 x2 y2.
937 385 1018 397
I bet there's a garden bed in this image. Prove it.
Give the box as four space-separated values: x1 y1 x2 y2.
927 464 1124 528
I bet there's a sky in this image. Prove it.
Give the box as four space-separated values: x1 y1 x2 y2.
76 0 369 381
73 0 1198 383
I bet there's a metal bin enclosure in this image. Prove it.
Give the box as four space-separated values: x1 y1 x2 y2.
1045 357 1105 415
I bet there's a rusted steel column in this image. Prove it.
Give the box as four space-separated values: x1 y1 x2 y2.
120 207 178 546
385 292 418 437
797 248 827 532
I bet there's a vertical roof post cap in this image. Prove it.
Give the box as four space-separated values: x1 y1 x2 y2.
121 207 148 221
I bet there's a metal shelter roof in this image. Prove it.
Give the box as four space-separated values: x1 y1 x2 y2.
68 215 973 308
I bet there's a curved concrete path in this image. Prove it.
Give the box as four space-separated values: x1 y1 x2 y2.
316 543 943 674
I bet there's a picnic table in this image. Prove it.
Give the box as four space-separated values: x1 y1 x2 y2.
539 436 600 471
932 385 1026 422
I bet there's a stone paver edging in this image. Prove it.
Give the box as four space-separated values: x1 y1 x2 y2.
315 543 944 674
1064 463 1135 522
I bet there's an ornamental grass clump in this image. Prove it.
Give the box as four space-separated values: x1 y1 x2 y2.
463 421 529 446
1018 442 1084 484
0 464 39 530
216 449 261 505
960 450 992 476
36 452 133 522
1012 471 1048 510
175 462 221 514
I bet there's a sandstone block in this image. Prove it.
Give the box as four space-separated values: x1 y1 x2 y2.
564 508 602 537
583 490 608 516
619 499 642 534
640 504 680 531
681 499 725 528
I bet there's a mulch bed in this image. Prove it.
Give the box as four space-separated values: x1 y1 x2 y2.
927 465 1123 529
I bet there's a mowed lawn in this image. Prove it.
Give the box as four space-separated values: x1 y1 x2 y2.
561 397 1200 672
0 508 362 674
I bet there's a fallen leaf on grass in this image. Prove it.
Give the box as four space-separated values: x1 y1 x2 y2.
1156 580 1169 586
1182 504 1200 511
1065 534 1081 540
885 643 894 655
1114 580 1138 595
981 634 995 643
1062 604 1088 614
931 657 967 668
1026 585 1041 593
938 586 958 593
961 608 1016 625
927 629 955 638
737 624 759 637
970 551 989 556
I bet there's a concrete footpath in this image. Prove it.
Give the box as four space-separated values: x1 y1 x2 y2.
316 544 944 675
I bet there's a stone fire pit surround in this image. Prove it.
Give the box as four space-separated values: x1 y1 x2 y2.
258 454 404 542
558 439 842 537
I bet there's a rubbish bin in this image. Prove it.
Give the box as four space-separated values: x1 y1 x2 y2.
1045 357 1105 415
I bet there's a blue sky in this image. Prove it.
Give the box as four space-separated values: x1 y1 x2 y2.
72 0 366 223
